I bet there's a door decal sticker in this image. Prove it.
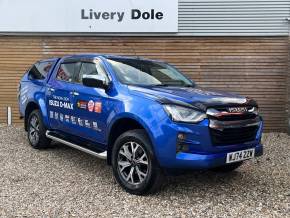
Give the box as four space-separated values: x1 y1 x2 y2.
49 95 73 110
49 110 102 132
77 100 88 110
60 113 64 122
65 115 70 122
78 118 84 126
85 120 91 128
76 100 102 113
88 100 94 112
94 102 102 113
54 112 59 120
71 116 77 125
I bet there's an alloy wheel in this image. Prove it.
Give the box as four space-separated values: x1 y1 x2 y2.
117 141 149 185
28 115 40 145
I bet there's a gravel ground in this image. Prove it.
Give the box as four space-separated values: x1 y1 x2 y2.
0 125 289 217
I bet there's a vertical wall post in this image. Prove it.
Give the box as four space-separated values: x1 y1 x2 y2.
7 106 12 126
287 18 290 134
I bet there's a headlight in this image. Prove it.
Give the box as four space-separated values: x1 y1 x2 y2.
163 105 206 123
248 107 259 115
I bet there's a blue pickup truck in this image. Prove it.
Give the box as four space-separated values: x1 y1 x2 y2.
18 54 263 195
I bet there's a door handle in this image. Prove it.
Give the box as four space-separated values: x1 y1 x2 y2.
48 87 55 92
70 91 79 96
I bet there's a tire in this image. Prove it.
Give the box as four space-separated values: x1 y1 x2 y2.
211 162 243 173
27 109 51 149
112 129 164 195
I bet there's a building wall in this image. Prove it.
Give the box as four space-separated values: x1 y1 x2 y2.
287 30 290 133
178 0 290 36
0 36 288 131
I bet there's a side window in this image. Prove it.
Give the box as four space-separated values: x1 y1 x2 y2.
77 62 108 84
56 63 80 83
28 61 53 80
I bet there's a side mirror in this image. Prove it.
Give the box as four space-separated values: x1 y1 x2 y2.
82 74 109 89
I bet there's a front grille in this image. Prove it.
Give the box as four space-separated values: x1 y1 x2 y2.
209 113 257 121
208 106 257 121
210 125 259 146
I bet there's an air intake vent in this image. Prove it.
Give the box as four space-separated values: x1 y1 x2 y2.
210 126 259 146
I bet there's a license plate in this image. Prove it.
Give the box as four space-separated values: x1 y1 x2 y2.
226 148 255 163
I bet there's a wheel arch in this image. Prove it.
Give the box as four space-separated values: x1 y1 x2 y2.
24 99 48 131
106 115 155 165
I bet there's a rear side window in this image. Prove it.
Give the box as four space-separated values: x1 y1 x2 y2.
56 63 81 82
28 61 53 80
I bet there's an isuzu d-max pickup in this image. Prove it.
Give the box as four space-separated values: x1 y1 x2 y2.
18 54 263 195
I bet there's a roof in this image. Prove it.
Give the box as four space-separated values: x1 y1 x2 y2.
59 54 162 63
37 57 59 63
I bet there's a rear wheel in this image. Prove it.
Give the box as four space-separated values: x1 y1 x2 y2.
211 162 243 172
112 130 164 195
27 110 51 149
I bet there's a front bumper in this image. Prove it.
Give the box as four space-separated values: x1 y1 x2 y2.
153 117 263 170
169 143 263 169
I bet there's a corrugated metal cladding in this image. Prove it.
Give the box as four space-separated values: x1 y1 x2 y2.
0 1 289 132
0 36 288 132
178 0 290 36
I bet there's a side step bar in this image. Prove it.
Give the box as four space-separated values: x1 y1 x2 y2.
46 131 107 160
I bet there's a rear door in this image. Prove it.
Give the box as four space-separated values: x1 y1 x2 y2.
46 62 81 132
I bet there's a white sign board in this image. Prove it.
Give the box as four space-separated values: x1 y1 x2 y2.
0 0 178 33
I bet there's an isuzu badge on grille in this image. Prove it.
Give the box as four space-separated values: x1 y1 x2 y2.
228 107 248 113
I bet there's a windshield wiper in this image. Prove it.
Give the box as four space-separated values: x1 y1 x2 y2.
153 84 195 88
182 84 195 87
152 84 169 87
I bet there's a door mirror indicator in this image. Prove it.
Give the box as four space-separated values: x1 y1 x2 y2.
82 74 108 89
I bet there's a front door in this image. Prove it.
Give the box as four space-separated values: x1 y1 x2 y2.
68 60 113 148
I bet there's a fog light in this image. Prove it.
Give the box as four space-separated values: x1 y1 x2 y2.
177 133 189 153
177 133 186 140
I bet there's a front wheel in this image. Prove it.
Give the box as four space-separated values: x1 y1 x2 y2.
112 130 164 195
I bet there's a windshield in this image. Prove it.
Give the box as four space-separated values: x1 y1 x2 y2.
107 58 194 87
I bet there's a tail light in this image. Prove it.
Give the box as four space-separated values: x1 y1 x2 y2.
17 83 21 100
